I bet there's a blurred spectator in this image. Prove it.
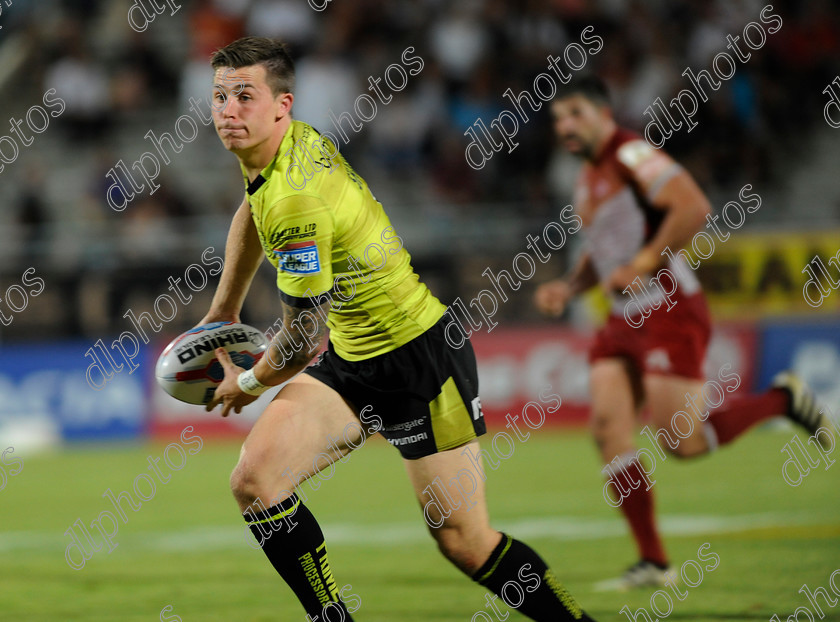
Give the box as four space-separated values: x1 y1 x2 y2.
429 132 480 204
429 4 491 87
246 0 317 56
60 0 100 18
190 0 245 60
112 32 179 113
117 194 184 264
368 61 446 173
180 0 246 106
21 0 837 215
293 39 360 145
1 0 837 340
43 21 111 142
4 168 52 266
15 185 50 251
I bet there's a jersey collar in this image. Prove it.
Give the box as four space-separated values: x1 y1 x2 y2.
247 175 266 195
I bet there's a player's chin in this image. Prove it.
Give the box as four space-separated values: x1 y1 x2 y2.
217 133 249 151
222 138 247 152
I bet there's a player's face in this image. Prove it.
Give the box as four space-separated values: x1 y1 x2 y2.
211 65 289 154
551 95 610 160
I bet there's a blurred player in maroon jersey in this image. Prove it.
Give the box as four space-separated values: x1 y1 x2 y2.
534 76 831 590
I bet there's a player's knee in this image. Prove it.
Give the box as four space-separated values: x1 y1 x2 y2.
230 463 263 506
590 424 610 448
590 409 619 447
590 428 609 456
589 408 611 434
654 422 706 459
433 526 486 574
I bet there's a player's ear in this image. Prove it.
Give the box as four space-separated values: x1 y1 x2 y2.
275 92 293 120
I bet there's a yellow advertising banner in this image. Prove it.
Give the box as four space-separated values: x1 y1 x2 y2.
581 231 840 320
697 231 840 317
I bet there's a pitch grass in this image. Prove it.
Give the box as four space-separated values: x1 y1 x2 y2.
1 429 839 621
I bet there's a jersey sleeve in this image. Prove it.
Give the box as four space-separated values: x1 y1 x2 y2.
261 195 334 307
615 139 682 202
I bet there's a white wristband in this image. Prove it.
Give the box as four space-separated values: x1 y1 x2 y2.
237 368 271 396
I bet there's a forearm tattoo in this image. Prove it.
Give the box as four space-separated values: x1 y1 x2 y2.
264 301 328 372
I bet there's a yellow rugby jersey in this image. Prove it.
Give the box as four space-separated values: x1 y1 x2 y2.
244 120 446 361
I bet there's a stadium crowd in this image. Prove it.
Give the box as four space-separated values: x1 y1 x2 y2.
0 0 837 340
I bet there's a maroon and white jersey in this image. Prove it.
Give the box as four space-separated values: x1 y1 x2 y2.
573 127 701 314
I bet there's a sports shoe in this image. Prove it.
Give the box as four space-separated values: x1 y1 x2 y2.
772 371 836 449
593 560 674 592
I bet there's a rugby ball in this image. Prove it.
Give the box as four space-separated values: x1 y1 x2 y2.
155 321 268 405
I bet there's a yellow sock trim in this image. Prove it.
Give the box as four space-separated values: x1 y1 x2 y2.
247 499 301 525
477 534 513 583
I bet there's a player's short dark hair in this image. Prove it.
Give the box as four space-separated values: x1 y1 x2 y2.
211 36 295 96
554 75 610 107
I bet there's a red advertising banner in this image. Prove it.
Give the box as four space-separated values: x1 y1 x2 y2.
470 324 758 428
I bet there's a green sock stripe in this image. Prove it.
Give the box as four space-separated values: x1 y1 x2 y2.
247 499 301 525
477 534 513 583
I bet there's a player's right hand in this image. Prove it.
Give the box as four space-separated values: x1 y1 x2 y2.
205 348 258 417
534 280 572 317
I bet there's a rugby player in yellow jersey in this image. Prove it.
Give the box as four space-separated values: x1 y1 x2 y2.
199 37 596 621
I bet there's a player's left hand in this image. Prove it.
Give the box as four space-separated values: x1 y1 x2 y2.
205 348 259 417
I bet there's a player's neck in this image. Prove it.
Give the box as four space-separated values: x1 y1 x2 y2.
238 116 294 182
589 122 618 163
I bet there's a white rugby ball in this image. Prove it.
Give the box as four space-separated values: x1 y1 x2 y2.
155 321 268 405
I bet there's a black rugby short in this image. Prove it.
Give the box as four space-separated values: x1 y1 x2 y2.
304 313 486 459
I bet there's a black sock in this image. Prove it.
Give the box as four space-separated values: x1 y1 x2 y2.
244 494 353 620
473 533 595 622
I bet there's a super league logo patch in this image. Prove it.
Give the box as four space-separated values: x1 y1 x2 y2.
273 240 320 274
